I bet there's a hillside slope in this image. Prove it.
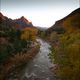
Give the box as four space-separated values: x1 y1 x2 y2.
47 8 80 34
47 8 80 80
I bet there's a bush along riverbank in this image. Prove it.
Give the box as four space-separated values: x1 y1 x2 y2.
0 44 40 80
46 8 80 80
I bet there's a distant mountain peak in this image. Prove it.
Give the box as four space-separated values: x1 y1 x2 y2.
0 12 4 18
21 16 25 19
0 12 34 29
20 16 25 20
16 16 30 24
47 8 80 34
0 12 6 21
0 12 3 17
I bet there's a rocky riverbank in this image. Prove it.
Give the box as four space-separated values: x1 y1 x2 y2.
0 44 40 80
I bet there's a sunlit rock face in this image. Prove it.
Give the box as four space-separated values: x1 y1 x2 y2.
14 16 33 29
0 13 33 30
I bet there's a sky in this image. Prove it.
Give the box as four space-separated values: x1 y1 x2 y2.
0 0 79 27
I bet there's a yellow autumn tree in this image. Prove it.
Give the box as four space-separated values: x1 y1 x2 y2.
21 27 38 41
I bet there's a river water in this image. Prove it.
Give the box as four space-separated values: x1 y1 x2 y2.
8 39 59 80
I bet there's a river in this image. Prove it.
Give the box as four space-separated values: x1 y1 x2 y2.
8 39 59 80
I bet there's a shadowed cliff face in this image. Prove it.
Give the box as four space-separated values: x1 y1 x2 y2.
46 8 80 34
